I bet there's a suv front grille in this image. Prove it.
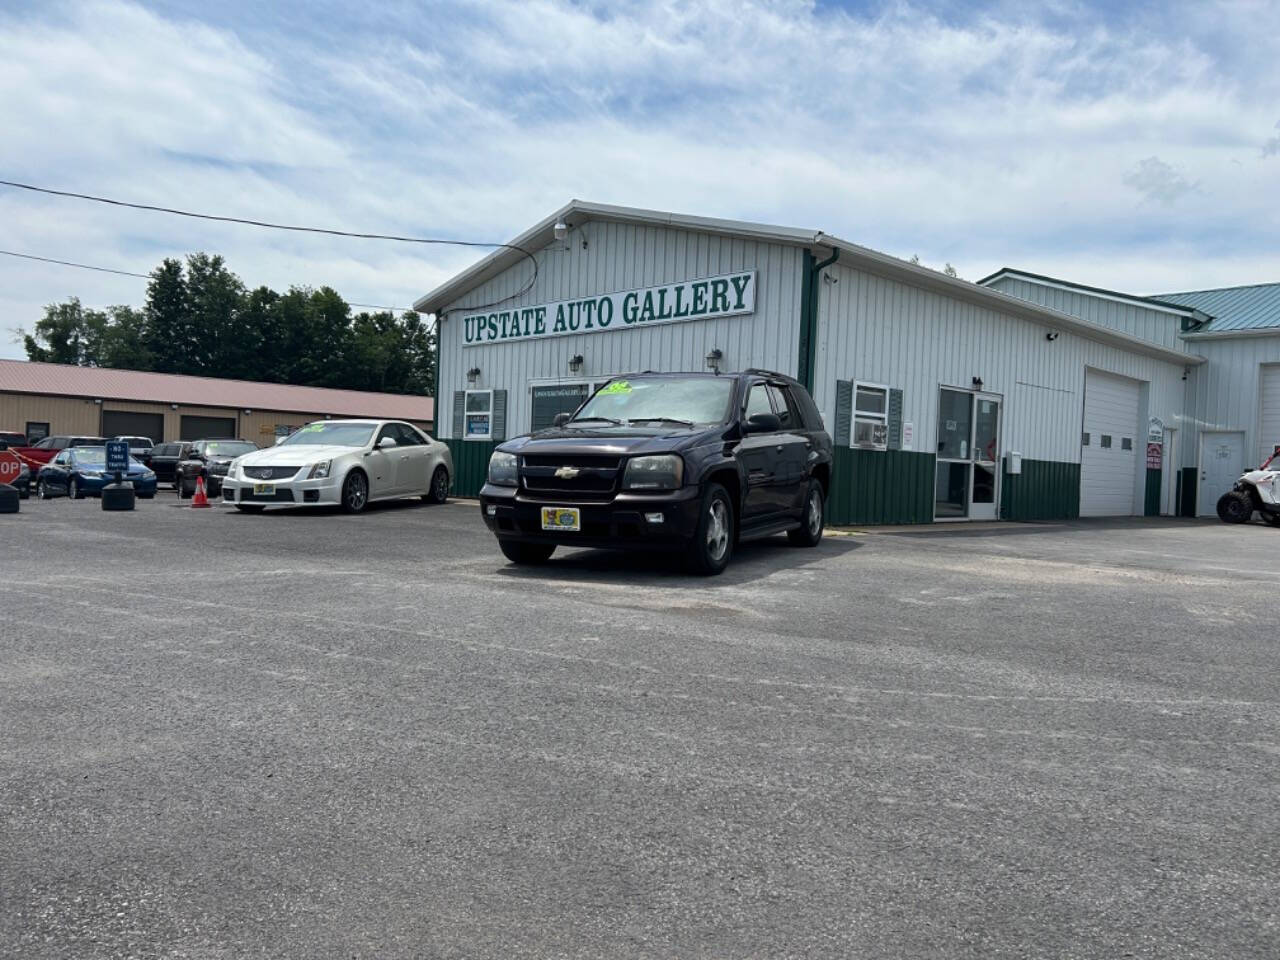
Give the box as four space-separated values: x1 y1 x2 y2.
243 466 301 481
521 454 622 499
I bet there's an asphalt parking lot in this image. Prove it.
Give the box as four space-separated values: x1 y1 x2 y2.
2 495 1278 959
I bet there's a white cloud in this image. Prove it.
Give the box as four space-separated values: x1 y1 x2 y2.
2 0 1279 361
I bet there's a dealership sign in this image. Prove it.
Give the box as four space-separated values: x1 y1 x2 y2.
461 271 756 347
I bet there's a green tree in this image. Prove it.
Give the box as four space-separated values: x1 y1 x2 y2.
184 253 248 376
144 258 190 373
20 298 94 364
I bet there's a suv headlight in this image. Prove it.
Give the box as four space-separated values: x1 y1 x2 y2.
622 454 683 491
308 460 332 479
488 451 518 486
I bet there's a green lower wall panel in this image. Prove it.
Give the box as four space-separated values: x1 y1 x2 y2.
1179 467 1197 517
446 438 499 497
827 448 935 525
999 459 1080 522
1144 468 1162 516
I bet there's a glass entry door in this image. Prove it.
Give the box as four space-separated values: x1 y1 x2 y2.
934 389 1001 520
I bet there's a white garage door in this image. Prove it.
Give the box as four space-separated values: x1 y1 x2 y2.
1261 365 1280 466
1080 370 1140 516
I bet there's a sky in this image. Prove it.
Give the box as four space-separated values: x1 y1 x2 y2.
1 0 1278 361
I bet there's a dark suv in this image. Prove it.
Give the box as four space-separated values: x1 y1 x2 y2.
480 370 833 575
175 439 258 498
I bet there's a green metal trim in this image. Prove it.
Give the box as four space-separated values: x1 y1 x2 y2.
1178 467 1197 517
999 459 1081 521
1144 468 1162 516
445 438 499 497
828 448 934 525
797 248 838 392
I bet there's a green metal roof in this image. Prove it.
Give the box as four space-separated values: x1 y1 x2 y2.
1154 282 1280 332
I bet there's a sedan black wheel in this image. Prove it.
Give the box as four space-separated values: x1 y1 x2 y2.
788 478 825 547
341 470 368 514
685 482 734 576
36 480 49 500
69 476 83 500
425 466 449 504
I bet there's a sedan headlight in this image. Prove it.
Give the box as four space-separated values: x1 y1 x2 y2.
622 454 684 491
308 460 332 479
141 470 156 480
488 451 518 486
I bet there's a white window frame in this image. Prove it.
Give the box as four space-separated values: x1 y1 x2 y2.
464 389 494 441
853 381 889 450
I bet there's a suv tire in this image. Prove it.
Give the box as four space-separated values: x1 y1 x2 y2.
788 478 825 547
1216 490 1253 524
499 541 555 565
685 482 734 575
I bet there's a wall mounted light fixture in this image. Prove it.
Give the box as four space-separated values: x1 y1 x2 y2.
467 367 481 385
706 348 724 373
568 354 584 374
971 377 984 390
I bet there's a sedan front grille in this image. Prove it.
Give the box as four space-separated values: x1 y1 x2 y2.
243 466 301 481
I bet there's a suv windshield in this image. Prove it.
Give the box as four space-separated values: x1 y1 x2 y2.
278 422 377 447
202 441 256 457
572 377 733 427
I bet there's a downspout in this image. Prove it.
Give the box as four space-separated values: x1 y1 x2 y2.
432 311 444 437
797 247 839 393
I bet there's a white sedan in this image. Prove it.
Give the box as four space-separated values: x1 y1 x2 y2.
220 419 453 513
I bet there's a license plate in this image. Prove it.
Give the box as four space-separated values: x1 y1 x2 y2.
541 506 580 532
253 483 275 495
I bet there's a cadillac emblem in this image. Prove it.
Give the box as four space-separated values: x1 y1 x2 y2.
554 466 581 479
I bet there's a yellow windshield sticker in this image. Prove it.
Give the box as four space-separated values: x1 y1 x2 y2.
600 380 632 395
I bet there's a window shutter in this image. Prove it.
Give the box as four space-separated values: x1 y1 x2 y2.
887 388 904 450
492 389 508 441
834 380 853 447
452 391 465 439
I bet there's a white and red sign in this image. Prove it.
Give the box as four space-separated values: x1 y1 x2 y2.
0 449 21 485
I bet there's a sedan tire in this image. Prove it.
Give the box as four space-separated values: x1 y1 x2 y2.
424 466 449 504
69 477 83 500
36 480 49 500
341 470 369 514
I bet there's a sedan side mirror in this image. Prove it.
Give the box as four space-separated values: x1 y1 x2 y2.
378 436 397 449
553 413 572 428
744 412 781 434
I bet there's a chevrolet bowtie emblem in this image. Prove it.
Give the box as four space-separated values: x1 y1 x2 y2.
555 466 580 479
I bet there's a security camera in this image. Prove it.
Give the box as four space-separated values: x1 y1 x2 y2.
553 220 568 241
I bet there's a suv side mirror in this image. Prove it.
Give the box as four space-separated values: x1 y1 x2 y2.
553 413 572 428
378 436 397 449
744 412 781 434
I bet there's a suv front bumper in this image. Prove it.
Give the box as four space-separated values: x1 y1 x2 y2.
480 483 702 549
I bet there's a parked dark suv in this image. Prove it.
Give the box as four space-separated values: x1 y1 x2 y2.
480 370 833 575
175 439 258 498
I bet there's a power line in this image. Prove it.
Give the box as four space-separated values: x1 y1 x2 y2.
0 248 417 314
0 178 539 311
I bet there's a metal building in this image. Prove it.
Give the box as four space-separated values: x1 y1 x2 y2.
415 201 1200 525
981 271 1280 517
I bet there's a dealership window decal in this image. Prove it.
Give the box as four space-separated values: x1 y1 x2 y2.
853 382 889 449
465 389 493 440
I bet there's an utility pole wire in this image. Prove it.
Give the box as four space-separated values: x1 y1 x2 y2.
0 178 539 311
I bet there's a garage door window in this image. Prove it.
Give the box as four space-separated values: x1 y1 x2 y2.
465 390 493 439
1101 435 1112 449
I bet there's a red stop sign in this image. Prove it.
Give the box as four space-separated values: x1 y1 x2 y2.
0 450 20 485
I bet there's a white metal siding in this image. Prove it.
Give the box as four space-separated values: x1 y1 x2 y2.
984 276 1186 351
1182 340 1280 469
811 263 1185 469
434 221 804 438
1080 370 1140 516
1261 365 1280 463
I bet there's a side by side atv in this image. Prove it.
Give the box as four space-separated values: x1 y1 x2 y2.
1217 450 1280 526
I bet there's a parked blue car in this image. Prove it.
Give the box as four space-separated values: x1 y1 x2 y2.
36 446 158 499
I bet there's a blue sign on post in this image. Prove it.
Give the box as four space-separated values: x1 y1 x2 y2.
105 440 130 475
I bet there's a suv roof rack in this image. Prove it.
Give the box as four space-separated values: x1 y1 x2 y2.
743 367 794 381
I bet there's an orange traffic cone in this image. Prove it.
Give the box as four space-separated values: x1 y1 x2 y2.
191 475 211 508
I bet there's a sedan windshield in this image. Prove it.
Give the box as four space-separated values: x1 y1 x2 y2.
202 441 256 457
71 448 107 464
572 377 733 427
278 422 377 447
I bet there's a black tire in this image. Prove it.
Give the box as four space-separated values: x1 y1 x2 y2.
341 470 369 514
177 474 191 499
685 482 734 576
788 478 826 547
36 479 49 500
425 465 449 504
69 476 83 500
1216 490 1253 524
235 504 266 514
498 540 556 565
